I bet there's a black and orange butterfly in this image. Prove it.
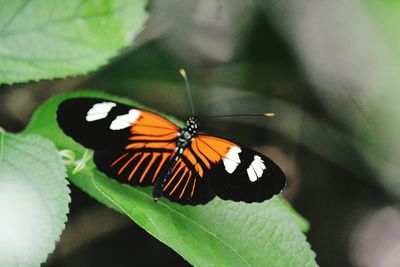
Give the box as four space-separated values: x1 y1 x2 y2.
57 71 286 206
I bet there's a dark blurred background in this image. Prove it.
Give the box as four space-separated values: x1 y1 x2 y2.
1 1 400 266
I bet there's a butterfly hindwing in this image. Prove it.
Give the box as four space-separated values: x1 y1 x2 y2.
94 147 175 187
160 154 216 205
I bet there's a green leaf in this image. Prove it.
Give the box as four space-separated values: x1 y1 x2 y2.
24 91 317 267
0 130 70 266
0 0 148 85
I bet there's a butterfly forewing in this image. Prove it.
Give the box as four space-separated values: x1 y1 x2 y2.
58 98 129 149
57 97 178 149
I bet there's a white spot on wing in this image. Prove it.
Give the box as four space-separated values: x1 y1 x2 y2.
247 167 257 182
86 102 116 121
110 109 141 130
247 155 266 182
223 146 241 173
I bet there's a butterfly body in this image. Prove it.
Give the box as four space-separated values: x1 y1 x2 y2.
152 117 199 200
57 97 286 205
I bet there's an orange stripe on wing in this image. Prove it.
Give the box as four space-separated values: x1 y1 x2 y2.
190 177 197 197
195 138 221 163
178 171 191 199
128 153 148 181
183 148 197 166
129 131 177 140
110 153 129 167
192 139 211 169
195 164 203 177
183 148 204 178
152 153 171 183
129 111 178 136
139 153 156 184
163 163 184 192
117 154 140 175
197 135 237 163
198 135 236 146
126 141 175 150
169 168 188 196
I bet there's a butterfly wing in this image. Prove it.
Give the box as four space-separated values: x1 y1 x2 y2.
161 135 286 205
57 97 178 149
158 150 216 205
57 97 179 186
94 147 175 186
195 135 286 202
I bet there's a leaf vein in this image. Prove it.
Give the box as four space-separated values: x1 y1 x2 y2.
0 0 31 34
0 6 126 38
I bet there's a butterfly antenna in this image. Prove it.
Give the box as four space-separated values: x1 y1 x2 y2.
201 112 275 119
180 68 196 116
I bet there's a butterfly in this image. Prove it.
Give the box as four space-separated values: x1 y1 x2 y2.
57 97 286 205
